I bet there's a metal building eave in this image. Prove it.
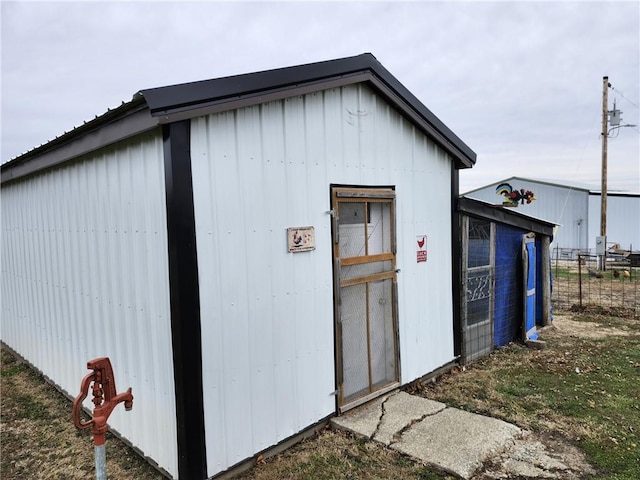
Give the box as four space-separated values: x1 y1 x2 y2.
588 190 640 197
138 53 476 169
1 96 155 185
458 196 556 237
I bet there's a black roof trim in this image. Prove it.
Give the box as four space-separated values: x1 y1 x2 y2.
588 191 640 198
1 97 154 184
139 53 476 168
458 196 556 237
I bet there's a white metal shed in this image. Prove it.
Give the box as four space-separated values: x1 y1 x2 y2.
1 54 476 479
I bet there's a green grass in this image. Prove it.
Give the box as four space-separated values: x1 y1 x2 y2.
12 393 54 421
553 266 581 280
1 363 27 377
421 314 640 479
521 339 638 479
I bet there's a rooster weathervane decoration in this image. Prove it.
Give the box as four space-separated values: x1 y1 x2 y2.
496 183 536 207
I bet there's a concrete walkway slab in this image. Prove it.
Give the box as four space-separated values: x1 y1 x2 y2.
330 394 389 438
373 392 446 445
331 390 591 479
330 392 446 444
392 407 522 479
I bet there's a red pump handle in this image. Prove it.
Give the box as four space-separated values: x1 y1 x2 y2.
72 357 133 445
72 371 96 430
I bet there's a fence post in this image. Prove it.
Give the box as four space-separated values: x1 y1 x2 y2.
542 236 552 325
578 254 583 309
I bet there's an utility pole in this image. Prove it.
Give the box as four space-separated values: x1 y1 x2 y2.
599 76 610 270
597 77 636 271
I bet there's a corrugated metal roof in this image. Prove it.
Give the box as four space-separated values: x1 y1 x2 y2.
137 53 476 168
2 53 476 184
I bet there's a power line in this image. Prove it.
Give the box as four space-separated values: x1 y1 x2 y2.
610 85 640 110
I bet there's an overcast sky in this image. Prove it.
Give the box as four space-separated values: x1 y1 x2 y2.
2 1 639 193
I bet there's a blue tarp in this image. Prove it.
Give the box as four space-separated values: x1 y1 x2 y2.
494 224 523 347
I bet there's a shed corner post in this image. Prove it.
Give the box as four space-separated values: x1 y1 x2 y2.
163 120 208 479
541 235 552 326
451 166 463 358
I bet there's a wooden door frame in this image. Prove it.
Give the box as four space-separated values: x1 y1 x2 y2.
330 186 400 412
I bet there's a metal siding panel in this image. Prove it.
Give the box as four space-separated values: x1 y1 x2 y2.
193 100 336 476
259 101 301 440
193 83 458 477
195 111 250 470
302 92 336 425
588 194 640 250
0 132 179 479
341 85 361 180
284 95 322 426
192 115 228 470
227 106 263 463
324 88 345 173
398 142 455 382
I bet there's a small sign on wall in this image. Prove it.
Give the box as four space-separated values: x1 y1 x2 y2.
287 226 316 253
416 235 427 263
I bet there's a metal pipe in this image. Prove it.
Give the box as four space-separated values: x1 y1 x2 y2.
95 445 107 480
73 358 133 480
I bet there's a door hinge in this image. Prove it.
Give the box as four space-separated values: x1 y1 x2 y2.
326 209 335 217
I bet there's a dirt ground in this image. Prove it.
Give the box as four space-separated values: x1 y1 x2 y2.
477 430 595 480
551 313 633 339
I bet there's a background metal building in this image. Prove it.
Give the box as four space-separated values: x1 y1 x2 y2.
1 54 476 479
464 177 640 256
587 192 640 252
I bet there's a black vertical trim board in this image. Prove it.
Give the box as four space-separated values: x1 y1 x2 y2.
451 166 462 358
163 120 208 479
